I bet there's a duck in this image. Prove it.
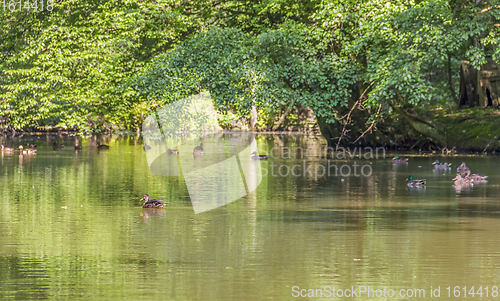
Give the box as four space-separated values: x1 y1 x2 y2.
18 145 37 155
393 155 408 163
141 194 166 208
194 143 204 151
251 151 268 160
143 144 151 150
97 141 109 150
432 160 451 169
193 143 204 157
74 140 82 150
468 173 488 183
452 173 473 186
168 148 179 155
406 175 426 187
52 142 65 150
457 162 469 173
1 145 14 153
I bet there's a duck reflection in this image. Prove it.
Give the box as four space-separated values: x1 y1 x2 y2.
140 208 166 223
407 186 426 195
453 184 472 194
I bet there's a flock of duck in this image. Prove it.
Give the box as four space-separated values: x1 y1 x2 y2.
161 143 206 157
141 144 269 208
2 144 38 155
392 155 489 189
149 143 269 160
1 141 111 156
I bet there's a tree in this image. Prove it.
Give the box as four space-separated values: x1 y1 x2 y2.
0 0 202 133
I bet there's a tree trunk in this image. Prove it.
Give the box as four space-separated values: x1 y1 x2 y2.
249 105 257 130
316 115 341 148
448 53 459 104
459 61 479 108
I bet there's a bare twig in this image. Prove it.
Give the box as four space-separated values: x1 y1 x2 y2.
353 103 382 143
335 81 374 150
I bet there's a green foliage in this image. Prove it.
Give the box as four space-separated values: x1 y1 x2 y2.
0 0 201 133
1 0 499 138
132 24 358 124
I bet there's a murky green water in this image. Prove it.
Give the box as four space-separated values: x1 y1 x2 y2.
1 134 500 300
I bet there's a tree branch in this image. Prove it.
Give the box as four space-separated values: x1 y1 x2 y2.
353 104 381 143
475 5 500 14
335 81 374 150
272 102 295 130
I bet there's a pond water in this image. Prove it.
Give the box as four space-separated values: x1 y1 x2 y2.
1 134 500 300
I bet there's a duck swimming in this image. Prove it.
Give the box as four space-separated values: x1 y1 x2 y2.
141 194 166 209
52 142 65 150
19 145 37 155
468 173 488 183
168 148 179 155
452 173 473 186
97 141 109 150
393 155 408 163
74 139 82 150
193 143 204 157
406 175 426 187
432 160 451 169
457 162 469 173
1 145 14 153
251 151 268 160
458 168 487 184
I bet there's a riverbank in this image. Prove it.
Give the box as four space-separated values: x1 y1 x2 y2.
434 108 500 153
1 107 499 153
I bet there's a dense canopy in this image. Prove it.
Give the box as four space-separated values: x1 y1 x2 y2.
1 0 499 146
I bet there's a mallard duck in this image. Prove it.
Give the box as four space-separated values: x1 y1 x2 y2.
194 143 204 151
406 175 426 187
193 143 204 157
251 151 268 160
168 148 179 155
393 155 408 163
141 194 166 208
1 145 14 153
97 141 109 150
457 162 469 173
468 173 488 183
432 160 451 169
52 142 65 150
74 140 82 150
452 173 473 186
18 145 37 155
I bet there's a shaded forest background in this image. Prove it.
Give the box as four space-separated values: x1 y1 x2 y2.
1 0 500 150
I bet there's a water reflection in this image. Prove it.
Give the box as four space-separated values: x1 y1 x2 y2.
141 208 166 223
0 134 499 300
